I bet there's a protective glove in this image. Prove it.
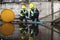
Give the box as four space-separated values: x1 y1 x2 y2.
25 16 29 19
31 14 34 16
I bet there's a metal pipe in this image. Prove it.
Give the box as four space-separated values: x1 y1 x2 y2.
51 0 54 40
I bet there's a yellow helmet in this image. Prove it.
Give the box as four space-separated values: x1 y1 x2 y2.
29 3 34 8
22 5 26 9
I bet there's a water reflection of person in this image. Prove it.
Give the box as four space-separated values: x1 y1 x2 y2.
29 24 39 38
19 23 28 40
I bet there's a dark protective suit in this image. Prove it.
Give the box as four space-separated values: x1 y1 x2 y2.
20 9 28 21
30 8 39 21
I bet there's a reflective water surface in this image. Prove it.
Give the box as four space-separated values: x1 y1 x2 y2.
0 21 60 40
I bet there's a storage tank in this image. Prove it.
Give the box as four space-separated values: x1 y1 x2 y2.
1 9 15 22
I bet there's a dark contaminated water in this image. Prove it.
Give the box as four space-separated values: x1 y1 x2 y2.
0 21 60 40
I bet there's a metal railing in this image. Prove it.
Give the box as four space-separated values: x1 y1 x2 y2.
40 10 60 21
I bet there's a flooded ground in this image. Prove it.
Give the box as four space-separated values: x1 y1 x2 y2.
0 20 60 40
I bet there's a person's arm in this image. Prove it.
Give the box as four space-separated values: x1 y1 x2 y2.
26 10 28 16
35 8 39 16
36 8 39 13
25 10 29 18
30 10 34 16
30 10 31 16
20 10 23 17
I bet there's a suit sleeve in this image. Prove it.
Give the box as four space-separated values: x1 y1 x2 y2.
20 10 23 16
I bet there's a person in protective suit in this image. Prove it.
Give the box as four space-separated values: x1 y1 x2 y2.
20 4 28 22
29 3 39 21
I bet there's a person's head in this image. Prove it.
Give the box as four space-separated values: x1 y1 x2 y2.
29 3 34 9
21 4 26 9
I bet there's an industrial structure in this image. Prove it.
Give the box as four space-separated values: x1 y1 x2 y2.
0 0 60 40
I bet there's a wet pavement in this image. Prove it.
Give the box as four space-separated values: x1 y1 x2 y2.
0 12 60 40
0 20 60 40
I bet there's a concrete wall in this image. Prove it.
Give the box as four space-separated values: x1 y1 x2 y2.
53 1 60 20
0 2 60 20
0 2 51 17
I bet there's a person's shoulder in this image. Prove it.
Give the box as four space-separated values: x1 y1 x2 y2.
25 9 27 10
25 9 28 12
20 10 23 13
21 10 23 11
35 8 37 9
